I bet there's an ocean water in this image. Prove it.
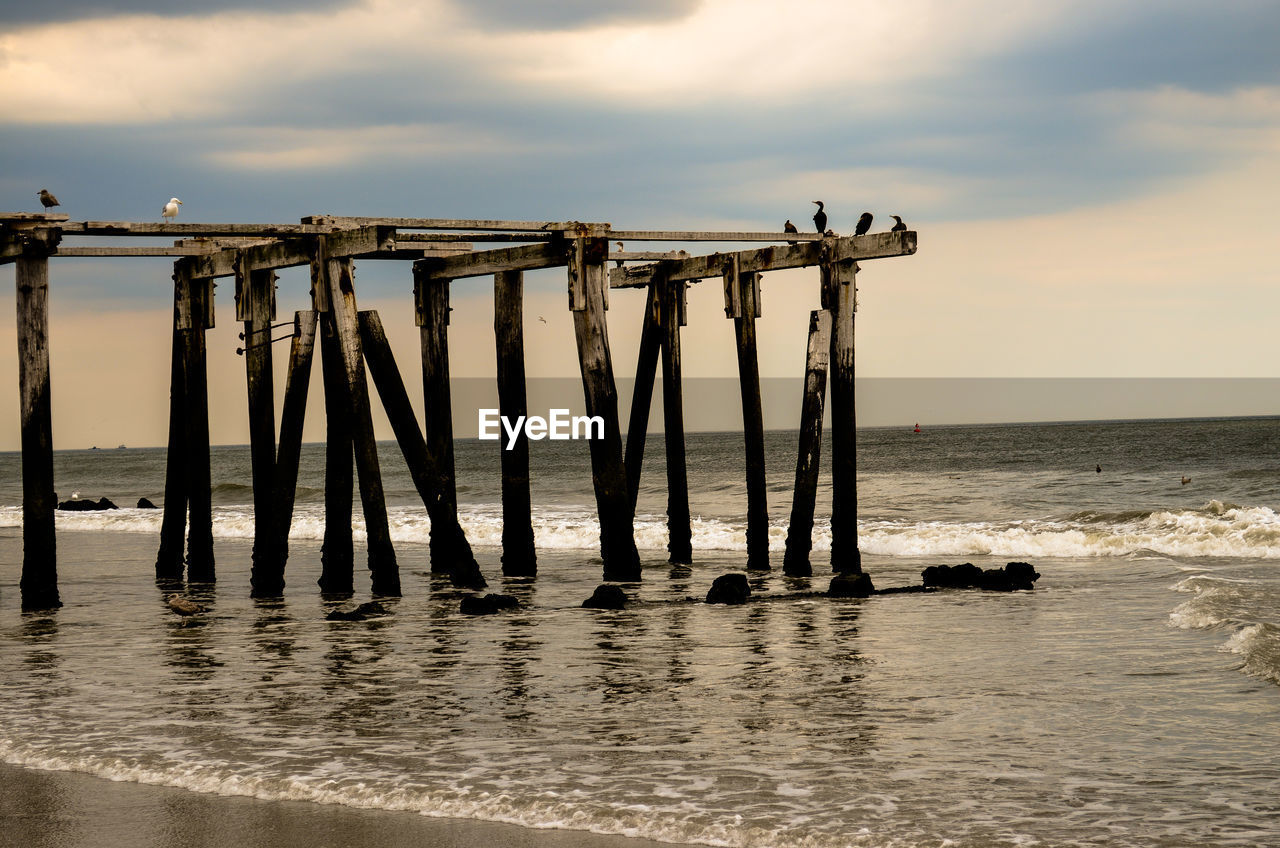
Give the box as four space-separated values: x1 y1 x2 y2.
2 417 1280 847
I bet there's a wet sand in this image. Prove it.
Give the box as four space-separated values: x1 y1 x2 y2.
0 762 674 848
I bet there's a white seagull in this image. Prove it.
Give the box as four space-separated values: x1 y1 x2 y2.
162 197 183 221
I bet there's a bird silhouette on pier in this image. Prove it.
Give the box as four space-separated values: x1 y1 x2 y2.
890 215 907 232
812 201 827 234
855 212 873 236
784 220 798 244
162 197 183 221
38 189 60 209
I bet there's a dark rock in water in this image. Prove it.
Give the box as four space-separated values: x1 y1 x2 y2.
325 601 389 622
828 572 875 597
57 497 118 511
876 584 932 595
582 584 628 609
460 594 520 616
137 498 157 509
705 573 750 605
450 561 488 590
922 561 1040 591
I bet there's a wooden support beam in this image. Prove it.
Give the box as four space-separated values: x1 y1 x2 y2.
187 227 391 279
15 230 60 609
783 310 832 577
610 231 917 288
240 264 280 596
322 252 400 595
728 260 770 571
359 309 484 588
266 310 318 596
414 240 567 283
317 310 354 595
659 280 692 565
63 221 338 237
624 283 662 510
569 237 641 581
156 276 190 582
609 230 825 242
396 232 553 243
302 215 607 234
493 270 537 577
183 273 215 581
824 256 862 574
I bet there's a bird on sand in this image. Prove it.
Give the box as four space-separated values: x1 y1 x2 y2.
812 201 827 234
166 594 205 616
890 215 907 232
162 197 183 221
783 219 798 244
38 189 60 209
855 212 874 236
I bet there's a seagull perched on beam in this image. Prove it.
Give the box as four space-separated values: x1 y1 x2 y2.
38 189 60 209
812 201 827 234
162 197 183 221
855 212 873 236
890 215 907 232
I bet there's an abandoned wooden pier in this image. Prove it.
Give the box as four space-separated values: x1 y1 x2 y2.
2 211 917 608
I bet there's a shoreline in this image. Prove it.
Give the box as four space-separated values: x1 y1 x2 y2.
0 762 676 848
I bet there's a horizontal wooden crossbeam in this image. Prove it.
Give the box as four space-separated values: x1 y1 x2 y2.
414 241 568 280
610 231 917 288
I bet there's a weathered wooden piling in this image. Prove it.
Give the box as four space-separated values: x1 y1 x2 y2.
659 280 692 564
318 313 355 593
155 315 189 581
265 310 317 595
413 266 473 574
493 270 537 576
322 252 400 596
238 263 280 596
625 281 662 508
823 255 861 574
569 236 641 581
783 309 832 576
726 260 770 570
182 272 215 581
358 309 483 587
15 229 60 609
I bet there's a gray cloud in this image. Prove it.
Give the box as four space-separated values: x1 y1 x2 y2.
0 0 351 25
451 0 700 31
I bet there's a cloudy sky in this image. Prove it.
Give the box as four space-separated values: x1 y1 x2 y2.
2 0 1279 449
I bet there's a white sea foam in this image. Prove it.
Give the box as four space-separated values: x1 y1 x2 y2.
8 500 1280 559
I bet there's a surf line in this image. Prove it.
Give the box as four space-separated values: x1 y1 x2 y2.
478 408 604 450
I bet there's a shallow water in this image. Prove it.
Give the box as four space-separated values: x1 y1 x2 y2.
3 418 1280 846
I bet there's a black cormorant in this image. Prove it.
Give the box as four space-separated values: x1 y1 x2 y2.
855 212 873 236
890 215 907 232
812 201 827 234
784 219 798 244
38 189 59 209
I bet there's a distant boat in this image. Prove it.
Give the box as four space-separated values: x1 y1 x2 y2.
116 444 126 450
913 422 922 434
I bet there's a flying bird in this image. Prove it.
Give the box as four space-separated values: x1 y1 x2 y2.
538 316 547 324
38 189 60 209
783 219 798 244
855 212 873 236
162 197 183 221
812 201 827 234
890 215 907 232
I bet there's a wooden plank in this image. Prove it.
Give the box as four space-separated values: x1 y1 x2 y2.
610 231 917 288
302 215 607 233
242 267 280 595
268 310 318 596
415 241 567 283
624 282 662 510
569 237 641 580
783 309 832 577
609 230 824 242
611 250 692 262
323 253 400 595
395 232 552 243
0 213 69 223
52 246 223 258
825 258 862 574
187 227 391 279
731 267 770 571
15 239 60 608
493 271 537 577
359 309 484 588
317 309 354 595
660 281 692 565
183 272 215 581
155 277 190 582
65 221 333 237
